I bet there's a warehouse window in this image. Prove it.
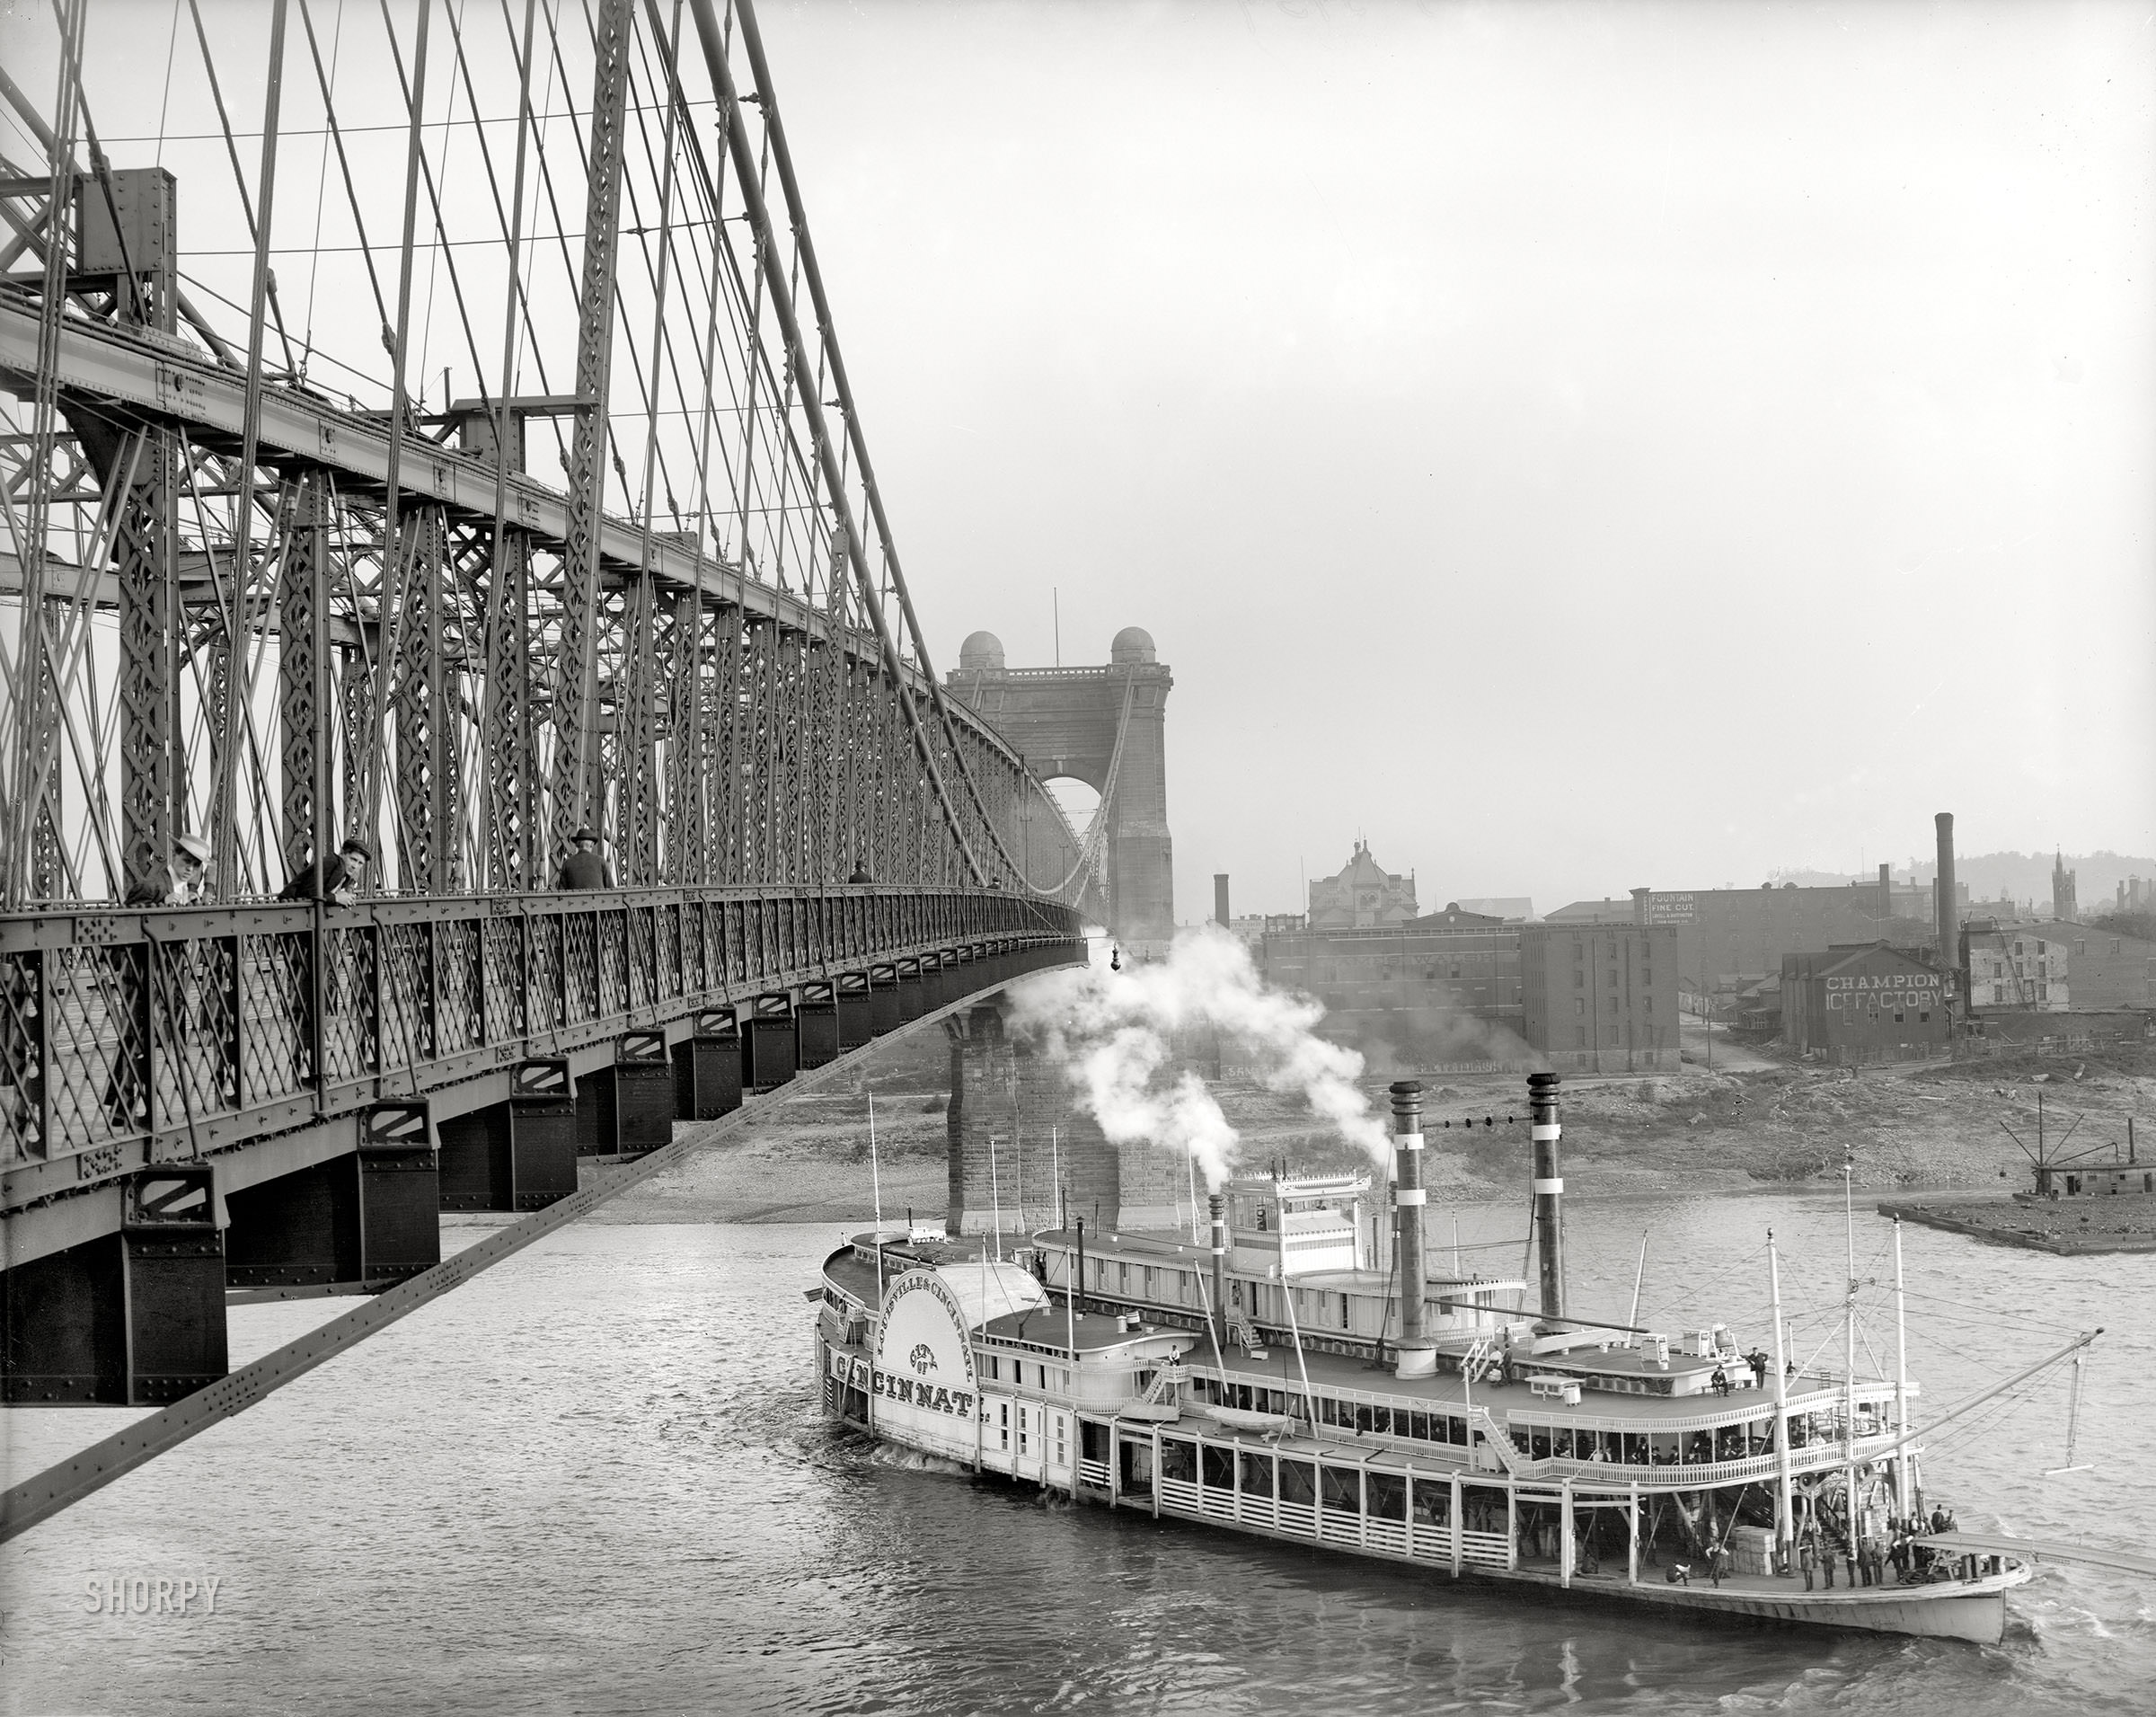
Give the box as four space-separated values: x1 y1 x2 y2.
1574 970 1585 987
1577 1029 1587 1048
1645 996 1654 1014
1607 969 1618 987
1606 996 1618 1013
1575 998 1585 1016
1894 1012 1904 1023
1920 1012 1931 1022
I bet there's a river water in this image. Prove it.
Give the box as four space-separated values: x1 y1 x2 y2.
4 1189 2151 1714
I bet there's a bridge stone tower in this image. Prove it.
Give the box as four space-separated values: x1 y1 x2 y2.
947 627 1175 944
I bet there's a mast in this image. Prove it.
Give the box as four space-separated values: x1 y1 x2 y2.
870 1094 885 1302
1842 1153 1861 1547
1768 1228 1794 1564
1893 1213 1912 1519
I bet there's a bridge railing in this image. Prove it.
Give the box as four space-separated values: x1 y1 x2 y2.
0 887 1079 1173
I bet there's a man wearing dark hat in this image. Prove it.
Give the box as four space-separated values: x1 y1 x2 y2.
556 827 613 890
280 837 374 905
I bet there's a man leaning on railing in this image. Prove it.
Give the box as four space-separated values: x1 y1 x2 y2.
279 838 373 905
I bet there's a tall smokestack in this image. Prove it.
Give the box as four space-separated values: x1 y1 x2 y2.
1934 813 1958 1003
1208 1193 1228 1346
1529 1072 1566 1322
1878 862 1893 923
1214 873 1231 928
1391 1082 1436 1377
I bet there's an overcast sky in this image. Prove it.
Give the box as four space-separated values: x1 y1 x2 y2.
755 0 2156 917
9 1 2152 920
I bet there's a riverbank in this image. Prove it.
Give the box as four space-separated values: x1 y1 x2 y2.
591 1040 2154 1227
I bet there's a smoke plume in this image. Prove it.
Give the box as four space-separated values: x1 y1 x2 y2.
1004 925 1390 1190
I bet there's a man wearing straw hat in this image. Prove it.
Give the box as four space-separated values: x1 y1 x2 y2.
125 832 213 907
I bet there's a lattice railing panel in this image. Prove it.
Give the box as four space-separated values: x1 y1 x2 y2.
240 934 312 1105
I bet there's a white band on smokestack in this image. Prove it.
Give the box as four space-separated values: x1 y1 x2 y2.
1533 1178 1564 1194
1396 1188 1427 1206
1399 1132 1424 1150
1532 1125 1560 1141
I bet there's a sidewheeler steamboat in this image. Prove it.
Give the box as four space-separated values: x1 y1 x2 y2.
813 1073 2036 1643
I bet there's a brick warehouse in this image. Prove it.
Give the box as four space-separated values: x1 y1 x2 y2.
1519 923 1681 1073
1780 943 1949 1064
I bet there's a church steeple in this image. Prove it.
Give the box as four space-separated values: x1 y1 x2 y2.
2052 850 2077 923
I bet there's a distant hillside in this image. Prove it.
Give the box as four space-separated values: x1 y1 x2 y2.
1772 851 2156 906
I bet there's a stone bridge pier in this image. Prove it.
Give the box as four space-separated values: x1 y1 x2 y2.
944 999 1186 1237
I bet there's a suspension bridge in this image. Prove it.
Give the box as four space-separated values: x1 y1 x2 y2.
0 0 1165 1536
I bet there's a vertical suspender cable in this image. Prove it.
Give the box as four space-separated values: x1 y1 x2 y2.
484 0 539 891
685 0 988 885
729 0 1038 889
216 0 289 896
365 0 431 879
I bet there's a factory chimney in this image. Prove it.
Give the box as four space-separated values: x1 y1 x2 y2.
1213 873 1231 928
1934 813 1959 1004
1390 1082 1436 1377
1878 862 1893 923
1529 1072 1567 1322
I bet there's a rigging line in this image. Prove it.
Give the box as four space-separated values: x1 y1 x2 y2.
446 0 558 420
215 0 288 896
610 43 687 533
296 0 387 336
186 0 259 237
363 0 431 848
174 270 390 397
625 16 710 518
155 0 182 171
494 0 570 474
729 0 1044 886
478 0 538 890
98 100 723 144
537 0 642 506
298 0 343 364
639 5 828 567
376 0 490 418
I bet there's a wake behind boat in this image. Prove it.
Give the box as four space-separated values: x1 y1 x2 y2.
813 1073 2082 1644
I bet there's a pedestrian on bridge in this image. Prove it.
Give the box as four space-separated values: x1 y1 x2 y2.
125 833 212 906
557 828 614 890
279 837 372 905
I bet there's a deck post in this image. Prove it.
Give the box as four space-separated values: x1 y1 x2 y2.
1151 1427 1162 1518
1629 1483 1639 1584
1507 1484 1519 1571
1561 1483 1574 1588
1451 1474 1463 1576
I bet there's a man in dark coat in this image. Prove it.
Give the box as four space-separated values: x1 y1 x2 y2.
280 837 373 904
125 833 212 906
556 828 613 890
